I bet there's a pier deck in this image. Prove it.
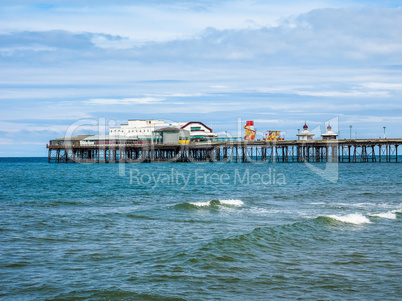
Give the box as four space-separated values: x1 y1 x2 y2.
47 139 402 163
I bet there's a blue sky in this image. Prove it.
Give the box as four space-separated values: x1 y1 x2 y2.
1 1 402 156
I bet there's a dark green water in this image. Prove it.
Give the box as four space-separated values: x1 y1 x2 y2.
0 158 401 300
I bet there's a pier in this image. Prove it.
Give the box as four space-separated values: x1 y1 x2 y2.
47 139 401 163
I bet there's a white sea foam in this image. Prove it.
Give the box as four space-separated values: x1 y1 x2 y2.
219 199 244 207
327 213 372 225
336 202 394 209
189 199 244 207
248 207 282 215
353 203 374 208
368 212 397 219
335 202 373 208
189 201 212 207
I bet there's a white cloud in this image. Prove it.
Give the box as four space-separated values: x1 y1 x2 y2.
340 115 402 124
294 90 389 97
0 1 333 43
0 138 14 144
0 120 97 133
87 97 164 105
2 7 402 66
253 119 281 123
361 82 402 91
91 35 139 49
210 85 229 89
144 92 204 97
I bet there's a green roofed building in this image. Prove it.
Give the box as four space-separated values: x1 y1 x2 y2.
153 127 190 144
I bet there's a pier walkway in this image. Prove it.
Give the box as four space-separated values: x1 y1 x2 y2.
47 139 402 163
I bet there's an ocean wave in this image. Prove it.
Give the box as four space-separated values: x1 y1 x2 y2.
189 199 244 207
325 214 371 225
369 209 402 220
179 218 330 266
335 202 372 208
181 214 382 267
247 207 284 215
368 212 396 219
173 199 244 210
125 214 160 221
334 202 396 209
50 289 186 301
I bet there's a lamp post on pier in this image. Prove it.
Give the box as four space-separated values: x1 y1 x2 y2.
383 126 386 139
349 125 352 139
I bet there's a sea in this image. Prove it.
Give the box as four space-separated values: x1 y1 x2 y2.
0 158 401 300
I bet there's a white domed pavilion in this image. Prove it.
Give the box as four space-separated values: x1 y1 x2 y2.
297 122 315 141
321 124 338 140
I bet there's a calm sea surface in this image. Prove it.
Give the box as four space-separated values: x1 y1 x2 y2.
0 158 401 300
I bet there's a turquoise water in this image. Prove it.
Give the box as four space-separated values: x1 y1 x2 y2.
0 158 401 300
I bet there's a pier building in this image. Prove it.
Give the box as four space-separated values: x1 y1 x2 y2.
109 119 217 142
321 124 338 140
297 123 315 141
153 127 190 144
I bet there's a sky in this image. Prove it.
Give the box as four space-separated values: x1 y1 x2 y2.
1 0 402 156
